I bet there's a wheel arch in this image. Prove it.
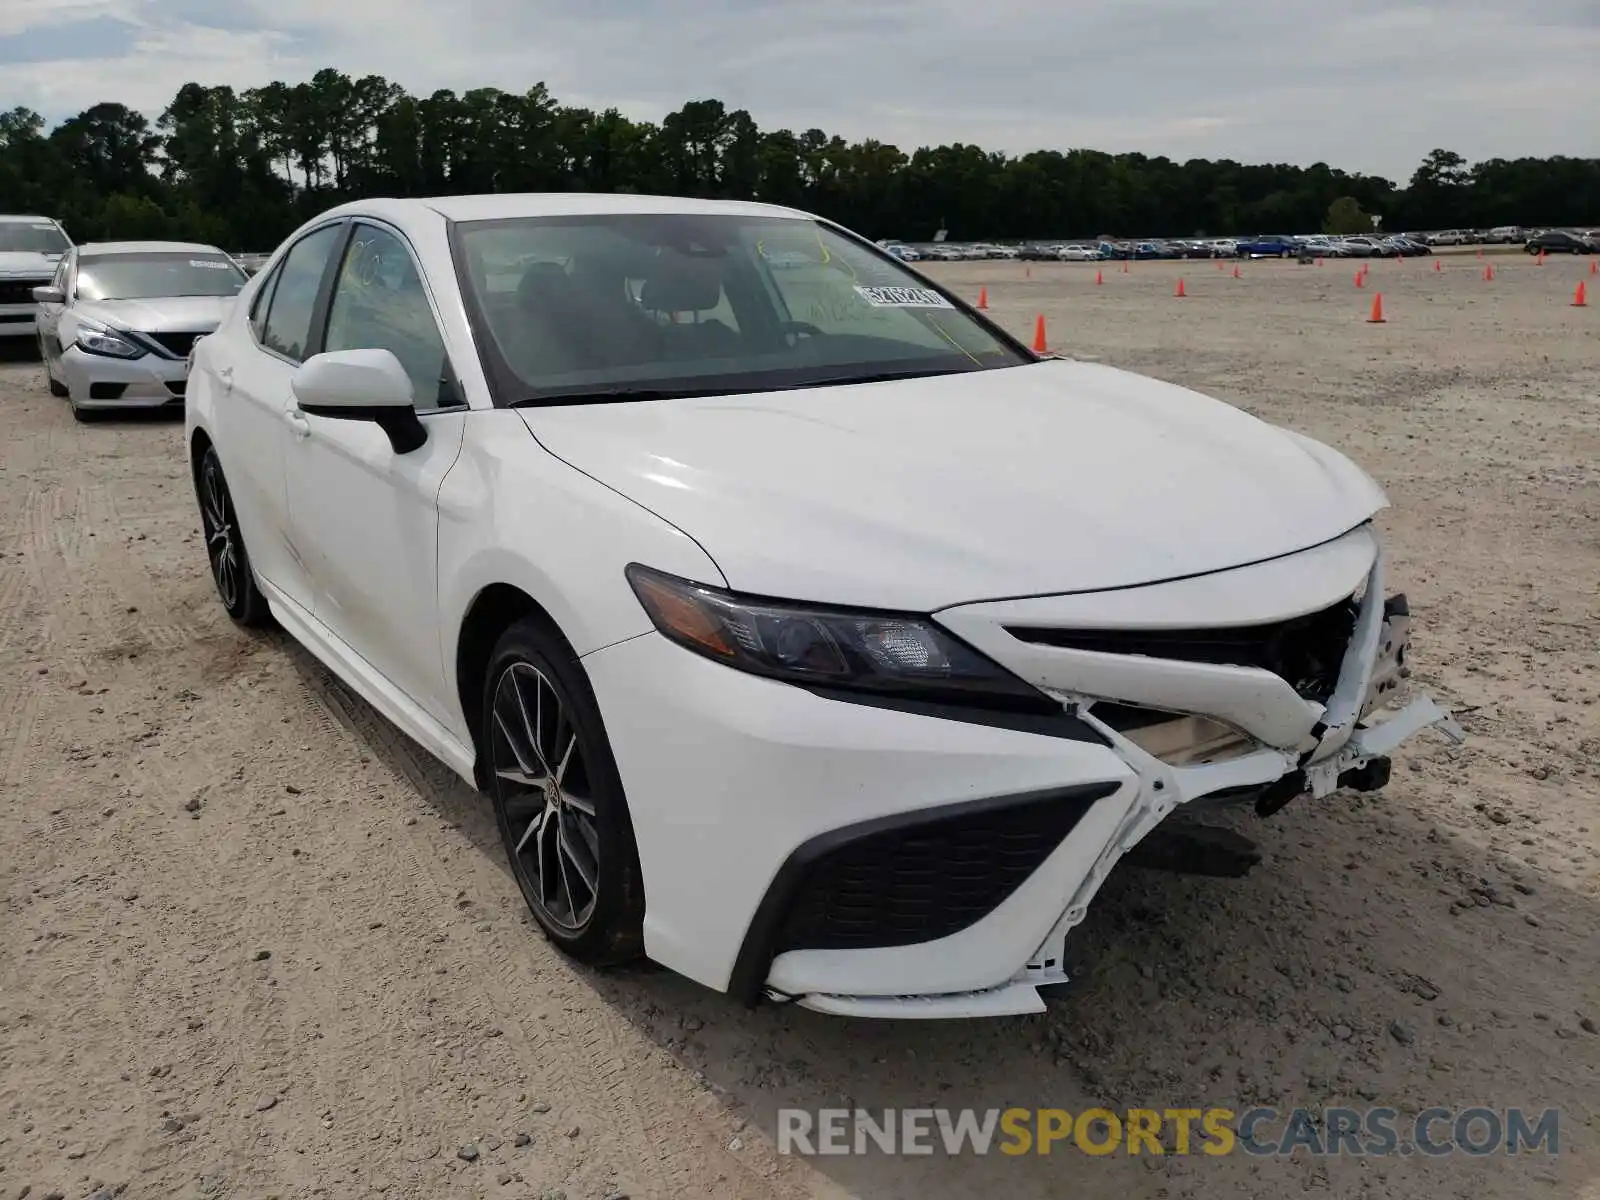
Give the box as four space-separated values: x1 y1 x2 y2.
454 581 576 791
189 425 215 489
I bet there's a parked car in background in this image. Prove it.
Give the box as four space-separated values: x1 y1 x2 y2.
1298 236 1348 258
1485 226 1524 244
1426 230 1465 246
0 214 73 339
1056 244 1101 261
1236 235 1301 258
33 240 248 420
184 192 1462 1019
1525 229 1594 254
1338 236 1385 258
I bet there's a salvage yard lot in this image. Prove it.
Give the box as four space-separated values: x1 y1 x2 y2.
1 254 1597 1200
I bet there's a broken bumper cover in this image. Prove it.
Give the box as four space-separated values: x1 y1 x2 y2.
585 526 1464 1019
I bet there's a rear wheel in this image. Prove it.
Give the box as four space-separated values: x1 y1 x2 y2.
483 620 644 966
197 446 270 626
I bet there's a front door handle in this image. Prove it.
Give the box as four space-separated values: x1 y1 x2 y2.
217 365 234 391
284 410 310 438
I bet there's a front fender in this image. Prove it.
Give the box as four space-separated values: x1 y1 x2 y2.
435 411 726 742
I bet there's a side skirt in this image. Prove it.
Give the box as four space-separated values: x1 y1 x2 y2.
258 578 479 788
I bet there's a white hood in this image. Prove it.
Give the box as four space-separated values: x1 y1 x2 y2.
0 252 59 278
522 358 1389 611
75 295 235 333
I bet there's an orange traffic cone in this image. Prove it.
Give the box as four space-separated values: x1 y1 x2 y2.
1537 251 1546 266
1174 278 1187 298
1094 269 1103 285
1355 270 1365 288
976 286 989 310
1433 258 1442 272
1025 265 1032 279
1590 258 1597 275
1574 281 1589 308
1367 293 1386 323
1232 264 1242 279
1316 257 1324 267
1032 314 1048 352
1121 259 1130 274
1484 264 1495 281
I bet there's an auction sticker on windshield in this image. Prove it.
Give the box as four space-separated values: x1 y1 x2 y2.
853 285 953 309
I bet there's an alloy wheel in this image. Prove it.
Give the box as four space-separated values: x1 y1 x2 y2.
200 459 240 609
490 661 601 931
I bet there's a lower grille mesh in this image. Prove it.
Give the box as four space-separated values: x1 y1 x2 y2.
773 787 1110 953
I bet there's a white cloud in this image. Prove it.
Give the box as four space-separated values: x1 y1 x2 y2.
0 0 1595 179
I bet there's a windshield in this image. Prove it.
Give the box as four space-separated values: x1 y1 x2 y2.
76 252 246 301
451 213 1030 404
0 222 70 255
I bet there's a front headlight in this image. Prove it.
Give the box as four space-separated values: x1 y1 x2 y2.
75 323 144 359
625 564 1056 713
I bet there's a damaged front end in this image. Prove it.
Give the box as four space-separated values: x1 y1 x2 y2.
929 525 1465 1006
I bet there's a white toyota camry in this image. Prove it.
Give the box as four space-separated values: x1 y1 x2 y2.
185 193 1464 1019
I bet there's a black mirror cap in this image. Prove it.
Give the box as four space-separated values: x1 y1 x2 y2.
298 403 428 455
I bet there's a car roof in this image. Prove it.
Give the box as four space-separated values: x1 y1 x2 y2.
316 192 815 227
0 214 60 224
77 240 228 256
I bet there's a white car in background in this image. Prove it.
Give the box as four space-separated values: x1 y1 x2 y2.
1056 244 1101 261
185 193 1462 1018
0 214 72 339
34 241 248 420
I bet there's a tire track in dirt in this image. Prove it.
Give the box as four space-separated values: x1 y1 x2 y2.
286 642 798 1197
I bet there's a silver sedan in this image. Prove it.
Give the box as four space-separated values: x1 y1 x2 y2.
34 240 248 421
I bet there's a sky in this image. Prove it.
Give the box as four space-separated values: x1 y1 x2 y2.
1 0 1597 182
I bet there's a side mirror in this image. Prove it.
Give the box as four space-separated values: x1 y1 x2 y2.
290 348 427 454
32 286 64 304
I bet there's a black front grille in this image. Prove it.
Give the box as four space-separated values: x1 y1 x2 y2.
143 330 204 358
166 379 187 396
1007 597 1359 704
0 278 49 305
772 786 1113 954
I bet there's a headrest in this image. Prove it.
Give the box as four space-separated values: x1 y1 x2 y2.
516 261 575 311
639 254 724 313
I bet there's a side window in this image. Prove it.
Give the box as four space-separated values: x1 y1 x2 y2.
323 224 458 410
50 256 68 293
261 224 342 362
249 263 281 342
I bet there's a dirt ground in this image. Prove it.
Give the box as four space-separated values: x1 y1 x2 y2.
1 252 1597 1200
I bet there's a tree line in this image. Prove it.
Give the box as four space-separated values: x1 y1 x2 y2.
2 69 1596 251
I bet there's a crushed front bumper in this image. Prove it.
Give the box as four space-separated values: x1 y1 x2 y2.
586 527 1464 1020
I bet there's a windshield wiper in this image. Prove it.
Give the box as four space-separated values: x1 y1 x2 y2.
508 385 745 408
771 367 974 390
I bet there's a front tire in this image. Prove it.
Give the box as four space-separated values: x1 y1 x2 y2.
482 619 644 966
40 339 68 396
196 446 270 626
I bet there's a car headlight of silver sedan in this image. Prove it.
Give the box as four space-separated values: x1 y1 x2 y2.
75 321 145 359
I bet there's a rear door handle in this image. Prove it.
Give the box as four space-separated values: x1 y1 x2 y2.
216 365 234 391
284 409 310 438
